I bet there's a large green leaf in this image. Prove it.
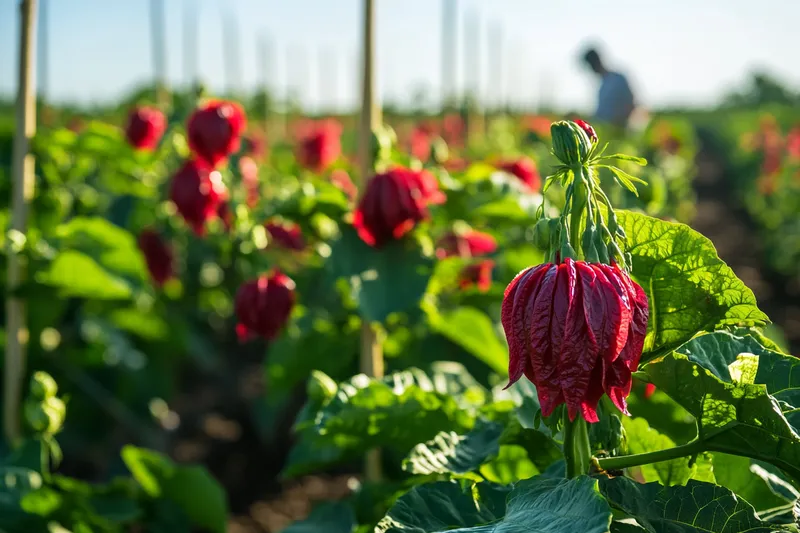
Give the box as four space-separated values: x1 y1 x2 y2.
402 421 505 477
711 454 791 512
279 502 356 533
640 334 800 480
378 476 612 533
36 250 134 299
283 365 484 478
618 210 769 358
121 446 227 533
600 477 788 532
327 225 434 323
427 307 508 375
54 217 147 279
621 417 713 486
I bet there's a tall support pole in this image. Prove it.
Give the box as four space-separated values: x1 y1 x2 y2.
440 0 457 110
150 0 169 106
357 0 384 483
5 0 38 447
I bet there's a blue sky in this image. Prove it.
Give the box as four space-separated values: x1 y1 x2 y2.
0 0 798 112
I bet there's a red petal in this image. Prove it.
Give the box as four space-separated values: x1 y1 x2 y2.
503 265 546 387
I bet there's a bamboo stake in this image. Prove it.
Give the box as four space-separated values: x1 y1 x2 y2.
357 0 384 483
5 0 38 448
149 0 169 107
183 0 198 89
440 0 457 110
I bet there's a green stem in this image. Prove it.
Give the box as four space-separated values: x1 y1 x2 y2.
563 411 592 478
596 438 703 471
568 168 587 254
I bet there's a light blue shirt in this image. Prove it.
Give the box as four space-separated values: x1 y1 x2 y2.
595 71 635 128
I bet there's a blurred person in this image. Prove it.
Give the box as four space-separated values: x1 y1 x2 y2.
582 47 637 131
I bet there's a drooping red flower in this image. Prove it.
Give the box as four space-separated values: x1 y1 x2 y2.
296 120 342 173
235 271 295 341
502 258 649 423
353 167 445 247
265 220 305 251
187 100 246 168
436 229 497 259
410 126 432 162
574 119 598 144
169 159 228 236
239 156 260 208
330 169 358 201
497 157 541 191
138 229 174 286
460 260 494 292
125 107 166 151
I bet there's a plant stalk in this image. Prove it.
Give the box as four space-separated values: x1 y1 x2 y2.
357 0 384 483
4 0 38 449
563 411 591 478
596 438 704 472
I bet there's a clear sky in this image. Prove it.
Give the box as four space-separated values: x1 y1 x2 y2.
0 0 798 113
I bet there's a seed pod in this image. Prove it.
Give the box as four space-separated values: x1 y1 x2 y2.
30 371 58 400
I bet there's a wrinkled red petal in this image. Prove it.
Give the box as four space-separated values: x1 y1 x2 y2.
603 357 632 415
503 265 547 387
528 265 563 415
595 264 632 361
580 359 605 423
618 274 649 370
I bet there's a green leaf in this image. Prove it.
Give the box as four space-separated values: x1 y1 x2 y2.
600 476 786 532
427 307 508 375
621 417 713 486
640 340 800 480
711 454 792 511
36 250 133 299
478 445 538 485
281 502 356 533
618 210 769 358
328 225 434 323
471 197 536 224
0 467 46 532
402 421 505 477
378 476 612 533
121 446 227 533
602 166 645 196
376 481 508 533
598 153 648 165
283 365 485 478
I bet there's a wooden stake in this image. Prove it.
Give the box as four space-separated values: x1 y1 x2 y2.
440 0 457 110
149 0 169 107
5 0 38 447
357 0 384 483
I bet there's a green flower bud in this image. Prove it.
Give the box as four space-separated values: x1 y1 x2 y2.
532 218 552 250
30 371 58 400
307 370 338 404
550 120 593 166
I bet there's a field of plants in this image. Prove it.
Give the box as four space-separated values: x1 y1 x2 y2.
3 2 800 533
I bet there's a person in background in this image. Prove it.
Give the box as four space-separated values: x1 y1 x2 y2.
582 47 637 131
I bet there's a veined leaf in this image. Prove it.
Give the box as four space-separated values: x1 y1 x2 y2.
427 306 508 375
618 210 769 359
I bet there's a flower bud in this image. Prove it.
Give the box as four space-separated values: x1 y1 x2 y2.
502 258 649 422
29 371 58 400
187 100 246 168
550 120 593 166
235 272 295 341
169 160 228 236
125 107 166 151
353 167 445 247
574 119 598 145
307 370 338 403
532 218 553 250
138 229 174 287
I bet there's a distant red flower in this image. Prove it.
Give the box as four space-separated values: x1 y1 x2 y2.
442 114 465 146
235 272 295 341
125 106 166 151
187 100 246 168
436 229 497 259
786 126 800 160
242 133 267 160
265 220 305 251
644 383 657 399
460 260 494 292
497 157 541 191
353 167 445 247
138 229 174 286
169 159 228 236
296 120 342 173
410 127 432 162
239 156 260 208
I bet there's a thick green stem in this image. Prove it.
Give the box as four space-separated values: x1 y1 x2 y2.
563 411 592 478
568 168 587 256
596 438 703 471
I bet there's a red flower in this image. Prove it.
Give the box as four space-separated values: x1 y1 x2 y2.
460 260 494 292
644 383 657 399
410 127 432 162
187 100 246 168
239 156 260 208
574 119 598 144
786 126 800 160
235 272 295 341
265 220 305 251
125 107 166 151
501 258 649 423
330 169 358 201
169 160 228 236
353 167 445 247
138 229 174 286
296 120 342 173
436 229 497 259
497 157 541 191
